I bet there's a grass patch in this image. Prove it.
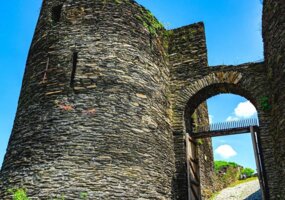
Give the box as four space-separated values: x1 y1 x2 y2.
209 191 220 200
229 176 258 187
210 177 258 199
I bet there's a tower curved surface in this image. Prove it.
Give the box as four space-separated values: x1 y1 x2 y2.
0 0 174 199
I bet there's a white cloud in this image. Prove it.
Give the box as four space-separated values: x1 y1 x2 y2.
226 116 240 122
234 101 257 118
225 101 257 121
215 144 237 159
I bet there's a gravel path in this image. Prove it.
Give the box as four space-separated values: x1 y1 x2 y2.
213 179 262 200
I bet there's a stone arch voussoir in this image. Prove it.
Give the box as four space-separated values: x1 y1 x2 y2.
173 71 246 133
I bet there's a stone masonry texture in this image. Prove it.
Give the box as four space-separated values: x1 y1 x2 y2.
262 0 285 199
0 0 174 199
191 103 215 199
0 0 284 199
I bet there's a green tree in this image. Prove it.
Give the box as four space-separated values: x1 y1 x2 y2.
241 168 255 177
214 161 239 172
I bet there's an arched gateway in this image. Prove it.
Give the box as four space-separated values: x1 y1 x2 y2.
170 66 271 199
0 0 284 199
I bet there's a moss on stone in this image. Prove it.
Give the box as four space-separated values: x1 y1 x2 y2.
136 7 164 36
197 139 204 145
162 30 174 50
259 96 271 111
114 0 122 4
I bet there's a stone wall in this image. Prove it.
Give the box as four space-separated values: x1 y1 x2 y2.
171 62 273 199
0 0 175 199
169 23 275 199
0 0 284 199
167 21 272 199
192 103 215 199
168 22 208 199
262 0 285 198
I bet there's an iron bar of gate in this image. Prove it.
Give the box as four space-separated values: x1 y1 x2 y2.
194 118 259 134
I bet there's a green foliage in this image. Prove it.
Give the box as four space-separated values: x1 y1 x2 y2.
212 166 241 195
241 168 255 177
8 188 30 200
114 0 122 4
59 195 65 200
259 96 271 111
213 166 241 192
161 30 174 49
80 192 88 200
137 7 164 36
7 189 90 200
219 167 240 185
212 161 256 199
196 139 203 145
214 161 239 172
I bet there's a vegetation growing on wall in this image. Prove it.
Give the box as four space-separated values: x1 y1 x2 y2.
7 189 89 200
211 161 256 198
259 96 271 111
135 6 164 37
214 160 255 178
8 189 30 200
241 168 255 177
214 160 239 172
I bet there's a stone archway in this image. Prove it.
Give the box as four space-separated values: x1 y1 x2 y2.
182 71 257 132
170 69 271 199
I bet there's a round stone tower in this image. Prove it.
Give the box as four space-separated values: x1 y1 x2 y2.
0 0 174 199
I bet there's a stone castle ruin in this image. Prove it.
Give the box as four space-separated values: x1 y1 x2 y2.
0 0 284 199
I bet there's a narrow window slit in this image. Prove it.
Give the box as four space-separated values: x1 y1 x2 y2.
149 34 153 50
70 52 78 87
52 4 63 23
41 57 50 84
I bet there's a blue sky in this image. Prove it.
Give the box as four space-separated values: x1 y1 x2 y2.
0 0 263 171
207 94 258 171
0 1 43 167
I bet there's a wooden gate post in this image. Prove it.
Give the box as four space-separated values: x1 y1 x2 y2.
186 133 201 200
250 126 265 200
